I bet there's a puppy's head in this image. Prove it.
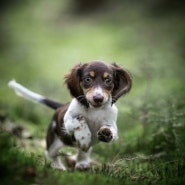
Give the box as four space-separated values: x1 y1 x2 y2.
65 61 132 108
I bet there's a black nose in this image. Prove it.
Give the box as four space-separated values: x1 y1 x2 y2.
93 95 104 103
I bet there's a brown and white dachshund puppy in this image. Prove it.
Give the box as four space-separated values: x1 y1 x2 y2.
8 60 132 171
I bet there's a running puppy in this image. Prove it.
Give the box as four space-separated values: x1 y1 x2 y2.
8 61 132 171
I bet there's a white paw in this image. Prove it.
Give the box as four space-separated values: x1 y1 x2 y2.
75 161 91 171
45 151 66 171
51 160 66 171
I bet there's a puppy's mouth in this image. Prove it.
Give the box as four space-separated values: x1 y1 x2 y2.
86 95 110 108
89 101 104 108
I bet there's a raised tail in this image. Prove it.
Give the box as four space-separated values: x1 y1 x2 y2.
8 80 63 110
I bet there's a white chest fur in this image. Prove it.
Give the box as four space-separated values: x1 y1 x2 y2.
64 99 118 144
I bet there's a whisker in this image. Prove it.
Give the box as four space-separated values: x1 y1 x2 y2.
111 96 117 103
76 95 86 102
61 127 67 133
76 95 86 99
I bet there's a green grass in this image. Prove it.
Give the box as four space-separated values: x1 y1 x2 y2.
0 0 185 184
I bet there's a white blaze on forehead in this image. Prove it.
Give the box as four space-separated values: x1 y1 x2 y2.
93 86 104 96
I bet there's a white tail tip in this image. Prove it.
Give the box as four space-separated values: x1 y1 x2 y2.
8 80 44 103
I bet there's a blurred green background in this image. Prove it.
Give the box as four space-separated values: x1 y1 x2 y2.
0 0 185 184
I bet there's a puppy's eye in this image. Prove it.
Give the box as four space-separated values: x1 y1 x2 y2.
83 77 93 85
105 78 112 86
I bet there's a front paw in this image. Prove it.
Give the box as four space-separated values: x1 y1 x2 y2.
75 161 91 171
97 127 113 142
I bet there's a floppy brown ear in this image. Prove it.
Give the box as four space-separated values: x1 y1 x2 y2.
111 63 132 103
64 64 84 98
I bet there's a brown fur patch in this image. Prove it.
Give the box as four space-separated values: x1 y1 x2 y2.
103 72 109 78
89 71 95 77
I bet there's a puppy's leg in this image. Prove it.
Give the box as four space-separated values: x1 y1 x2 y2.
45 121 66 171
65 115 92 152
74 115 91 152
75 147 92 171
